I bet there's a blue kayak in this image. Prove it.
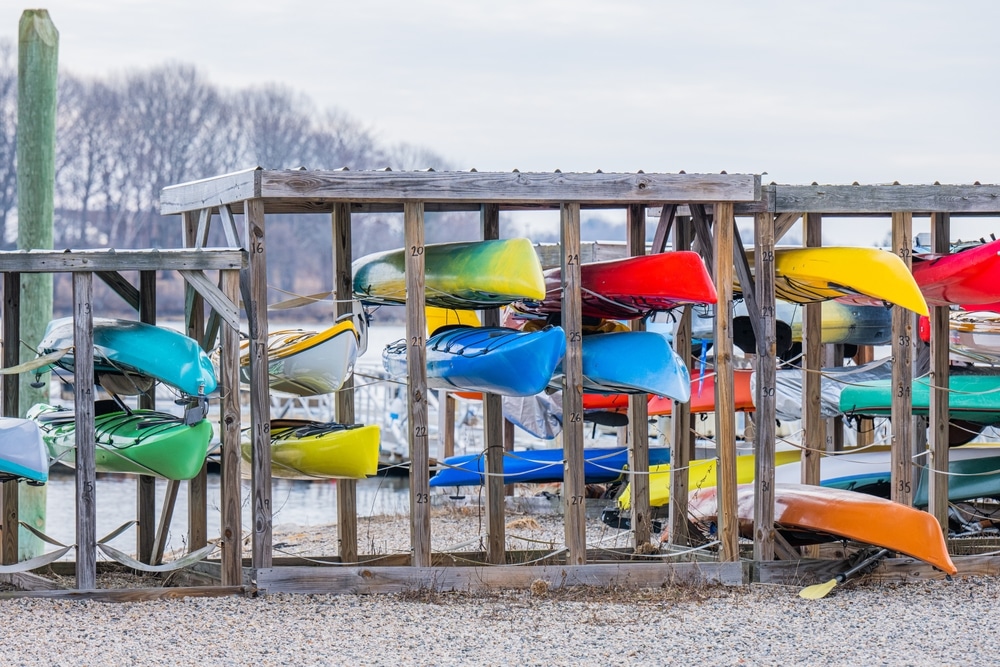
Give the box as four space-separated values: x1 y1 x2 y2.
383 325 565 397
38 317 218 397
431 446 672 487
555 331 690 401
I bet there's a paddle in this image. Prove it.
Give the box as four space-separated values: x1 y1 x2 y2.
0 347 72 375
799 548 890 600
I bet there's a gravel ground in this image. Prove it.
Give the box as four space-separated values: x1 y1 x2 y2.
0 507 994 666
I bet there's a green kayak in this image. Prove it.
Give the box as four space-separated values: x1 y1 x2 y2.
840 372 1000 425
29 402 213 480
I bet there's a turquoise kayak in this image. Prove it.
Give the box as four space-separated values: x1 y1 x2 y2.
840 372 1000 425
383 325 565 397
38 317 218 397
0 417 48 484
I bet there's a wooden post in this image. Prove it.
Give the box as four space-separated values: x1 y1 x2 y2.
854 345 875 448
669 216 693 546
828 345 845 452
481 203 506 564
753 212 777 562
712 203 738 562
16 10 58 561
1 272 19 564
503 418 515 497
332 202 358 563
219 268 243 585
73 272 96 590
801 213 823 490
440 392 456 460
183 212 208 552
404 202 431 567
891 211 915 506
560 202 587 565
245 198 273 568
626 203 651 549
927 212 950 530
136 271 156 564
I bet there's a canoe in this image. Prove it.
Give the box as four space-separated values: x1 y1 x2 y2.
513 251 717 320
29 402 213 480
352 238 546 309
383 325 566 397
38 317 218 397
0 417 48 484
555 331 690 400
739 247 929 316
430 447 672 487
681 482 957 575
235 318 359 396
839 372 1000 425
647 368 754 416
918 310 1000 365
242 420 380 480
912 237 1000 307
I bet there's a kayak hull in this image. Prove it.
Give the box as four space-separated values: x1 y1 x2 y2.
0 417 48 484
840 372 1000 425
242 421 380 479
913 238 1000 307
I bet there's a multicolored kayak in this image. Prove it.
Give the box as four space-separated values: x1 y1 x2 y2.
242 420 380 480
681 482 957 575
430 446 672 487
37 317 218 397
513 251 717 320
740 247 929 316
30 402 213 480
840 372 1000 425
918 310 1000 365
912 237 1000 307
383 325 566 397
352 238 546 309
0 417 48 484
234 318 360 396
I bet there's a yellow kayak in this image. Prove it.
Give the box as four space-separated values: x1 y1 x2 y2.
241 420 380 480
617 449 801 510
740 247 929 316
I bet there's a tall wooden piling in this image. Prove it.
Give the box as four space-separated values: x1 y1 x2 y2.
481 203 506 564
890 212 915 506
626 204 651 549
927 212 950 529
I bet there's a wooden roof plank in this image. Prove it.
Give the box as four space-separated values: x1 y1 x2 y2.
0 249 245 272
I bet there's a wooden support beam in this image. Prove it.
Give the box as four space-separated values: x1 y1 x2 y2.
773 212 802 243
480 203 506 564
560 203 587 565
891 211 915 506
95 271 140 311
151 480 179 566
183 212 208 554
752 212 777 562
854 345 875 447
713 202 738 563
503 418 515 497
72 272 96 590
178 270 242 333
2 272 21 565
927 212 951 530
136 271 156 565
626 203 651 550
404 202 431 567
690 205 715 277
245 198 273 568
801 213 823 487
668 218 693 547
219 269 243 585
332 202 358 564
650 204 676 253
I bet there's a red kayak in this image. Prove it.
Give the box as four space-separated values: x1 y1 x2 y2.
913 238 1000 307
513 251 717 320
647 368 755 416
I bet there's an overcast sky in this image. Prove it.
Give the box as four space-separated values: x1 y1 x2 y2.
4 1 999 242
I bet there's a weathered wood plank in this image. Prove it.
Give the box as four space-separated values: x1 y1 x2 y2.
183 212 208 555
0 586 248 602
177 269 242 332
757 553 1000 585
801 214 824 489
0 249 244 272
96 270 140 311
753 212 777 562
151 480 179 566
891 212 914 506
626 204 651 549
136 271 156 565
1 272 20 565
219 269 243 585
161 170 760 213
927 212 950 531
773 184 1000 214
0 571 63 591
73 272 96 590
668 218 693 547
255 561 745 594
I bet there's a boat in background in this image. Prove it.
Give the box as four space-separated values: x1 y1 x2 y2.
430 446 672 487
512 251 717 320
37 317 217 398
30 402 213 480
0 417 48 484
242 420 380 480
384 325 566 397
352 238 546 309
912 237 1000 307
679 482 957 575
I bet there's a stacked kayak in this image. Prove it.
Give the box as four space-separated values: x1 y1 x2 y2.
30 402 213 480
37 317 217 397
431 446 672 487
840 372 1000 425
384 325 566 396
242 420 380 480
353 238 546 309
513 251 717 320
559 331 690 400
0 417 48 484
647 369 754 416
912 237 1000 307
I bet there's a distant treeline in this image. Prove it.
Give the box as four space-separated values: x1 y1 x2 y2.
0 39 657 320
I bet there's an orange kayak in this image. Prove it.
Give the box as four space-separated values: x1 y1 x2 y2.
647 368 755 416
680 483 956 575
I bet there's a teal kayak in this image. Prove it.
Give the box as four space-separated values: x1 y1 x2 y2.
38 317 218 397
0 417 48 484
840 372 1000 425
